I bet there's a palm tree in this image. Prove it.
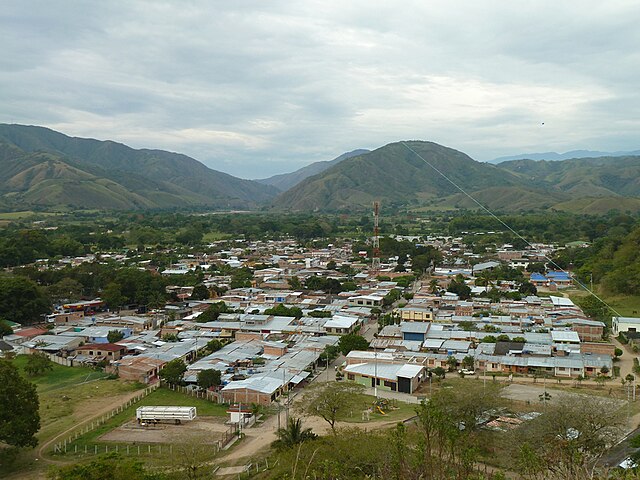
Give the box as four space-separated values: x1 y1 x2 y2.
273 417 317 448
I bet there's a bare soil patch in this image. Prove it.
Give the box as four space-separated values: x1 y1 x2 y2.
100 416 229 444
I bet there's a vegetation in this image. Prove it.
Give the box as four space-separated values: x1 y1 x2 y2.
196 369 221 390
298 381 366 433
0 360 40 462
159 359 187 385
24 352 54 377
273 417 317 449
337 334 369 355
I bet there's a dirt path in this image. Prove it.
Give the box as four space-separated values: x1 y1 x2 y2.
36 387 147 464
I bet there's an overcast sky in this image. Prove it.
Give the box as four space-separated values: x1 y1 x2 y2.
2 1 639 178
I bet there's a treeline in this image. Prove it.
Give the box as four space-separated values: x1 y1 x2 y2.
555 221 640 296
448 212 638 244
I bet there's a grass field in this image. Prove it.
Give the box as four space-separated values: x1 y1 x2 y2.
568 288 640 317
336 394 416 423
203 231 234 242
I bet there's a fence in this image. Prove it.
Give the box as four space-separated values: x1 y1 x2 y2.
53 423 239 457
167 383 224 403
52 383 160 454
52 383 240 457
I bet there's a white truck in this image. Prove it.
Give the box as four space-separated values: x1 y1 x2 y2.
136 406 197 425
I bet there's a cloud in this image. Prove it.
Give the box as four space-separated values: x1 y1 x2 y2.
1 1 639 177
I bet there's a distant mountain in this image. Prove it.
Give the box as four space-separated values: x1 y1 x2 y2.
496 156 640 198
0 124 278 210
490 149 640 163
272 141 523 211
256 149 369 191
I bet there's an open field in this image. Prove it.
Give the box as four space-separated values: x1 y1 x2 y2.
51 387 229 449
4 357 145 479
100 416 229 444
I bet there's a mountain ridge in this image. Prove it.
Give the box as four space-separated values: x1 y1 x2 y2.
0 124 278 210
256 149 369 191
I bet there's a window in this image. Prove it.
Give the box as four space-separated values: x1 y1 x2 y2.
348 374 355 381
384 380 395 388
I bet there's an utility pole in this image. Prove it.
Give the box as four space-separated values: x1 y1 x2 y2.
374 350 378 398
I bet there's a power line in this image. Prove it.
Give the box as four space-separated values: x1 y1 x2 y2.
400 141 622 317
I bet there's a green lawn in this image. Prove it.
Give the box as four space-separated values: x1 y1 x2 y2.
12 354 108 392
203 231 234 242
337 394 416 423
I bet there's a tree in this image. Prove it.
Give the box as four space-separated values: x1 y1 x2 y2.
47 278 84 303
287 276 302 290
273 417 317 449
337 334 369 356
102 282 125 312
0 275 50 325
432 366 446 379
159 358 187 385
0 360 40 450
0 319 12 338
615 348 623 358
298 381 366 433
172 433 216 480
462 355 475 370
24 352 53 377
518 281 538 296
190 284 210 300
206 339 223 353
511 395 625 479
196 301 232 322
264 304 303 318
446 355 458 371
107 330 124 343
326 260 337 271
197 369 221 390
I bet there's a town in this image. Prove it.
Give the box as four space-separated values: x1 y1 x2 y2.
3 209 640 478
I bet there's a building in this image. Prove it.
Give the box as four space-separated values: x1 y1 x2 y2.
75 343 127 362
612 317 640 335
344 362 425 393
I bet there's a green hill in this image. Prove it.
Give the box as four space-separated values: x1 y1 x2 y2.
272 141 523 211
257 149 370 191
0 124 278 211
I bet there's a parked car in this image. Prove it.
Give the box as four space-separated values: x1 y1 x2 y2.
459 369 475 375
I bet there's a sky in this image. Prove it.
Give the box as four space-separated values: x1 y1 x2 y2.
2 1 640 179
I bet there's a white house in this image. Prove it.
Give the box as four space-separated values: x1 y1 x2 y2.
612 316 640 335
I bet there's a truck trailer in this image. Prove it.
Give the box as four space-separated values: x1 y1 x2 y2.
136 406 197 425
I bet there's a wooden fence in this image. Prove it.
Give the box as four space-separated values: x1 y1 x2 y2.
52 384 159 454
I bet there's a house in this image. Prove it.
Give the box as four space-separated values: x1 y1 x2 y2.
112 355 165 383
75 343 127 362
401 322 430 342
323 315 360 335
395 305 433 322
221 375 287 405
612 317 640 335
0 340 15 357
344 362 425 394
348 295 383 307
52 311 85 326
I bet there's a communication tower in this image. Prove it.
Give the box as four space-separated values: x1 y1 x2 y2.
372 201 381 274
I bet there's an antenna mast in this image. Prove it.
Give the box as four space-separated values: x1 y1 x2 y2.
372 201 381 275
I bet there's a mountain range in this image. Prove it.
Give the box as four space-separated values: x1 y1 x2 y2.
490 149 640 163
1 123 639 214
0 124 277 210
